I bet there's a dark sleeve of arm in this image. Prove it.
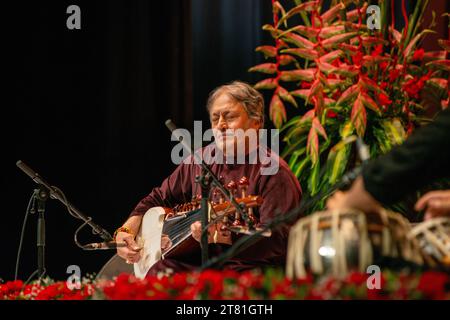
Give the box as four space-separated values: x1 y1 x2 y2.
363 109 450 205
129 163 194 217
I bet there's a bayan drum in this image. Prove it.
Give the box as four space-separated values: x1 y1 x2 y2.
286 208 424 279
408 217 450 268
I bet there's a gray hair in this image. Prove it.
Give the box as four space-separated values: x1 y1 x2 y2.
206 81 265 127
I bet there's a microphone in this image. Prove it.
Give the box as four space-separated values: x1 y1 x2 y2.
82 241 127 250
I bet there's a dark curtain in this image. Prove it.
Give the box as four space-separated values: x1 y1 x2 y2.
2 0 192 280
192 0 273 125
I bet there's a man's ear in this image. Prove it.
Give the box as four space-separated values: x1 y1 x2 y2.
250 117 263 129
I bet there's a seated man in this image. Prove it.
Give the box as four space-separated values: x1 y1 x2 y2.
115 81 302 275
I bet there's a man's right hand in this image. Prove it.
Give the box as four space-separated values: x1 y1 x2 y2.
116 232 142 264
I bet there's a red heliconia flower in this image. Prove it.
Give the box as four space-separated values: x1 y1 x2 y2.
412 48 425 61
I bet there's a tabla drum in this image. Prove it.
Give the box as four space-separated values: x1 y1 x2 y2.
408 217 450 268
286 208 425 279
96 254 133 280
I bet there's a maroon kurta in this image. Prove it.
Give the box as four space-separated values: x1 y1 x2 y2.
129 144 302 274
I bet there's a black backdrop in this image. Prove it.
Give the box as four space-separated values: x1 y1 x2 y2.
2 0 271 281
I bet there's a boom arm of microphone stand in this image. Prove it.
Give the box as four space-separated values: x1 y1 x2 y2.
201 165 364 270
16 160 113 242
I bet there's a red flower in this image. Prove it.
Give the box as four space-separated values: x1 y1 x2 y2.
326 110 338 118
379 61 388 71
412 48 425 61
389 69 401 82
378 93 392 106
344 272 367 286
371 44 383 57
352 51 364 66
417 272 449 299
301 81 312 89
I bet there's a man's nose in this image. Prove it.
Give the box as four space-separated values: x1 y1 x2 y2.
217 116 228 130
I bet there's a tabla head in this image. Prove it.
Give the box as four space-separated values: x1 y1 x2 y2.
286 208 425 279
408 217 450 269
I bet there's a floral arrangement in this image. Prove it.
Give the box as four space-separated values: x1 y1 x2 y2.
2 269 449 300
250 0 449 209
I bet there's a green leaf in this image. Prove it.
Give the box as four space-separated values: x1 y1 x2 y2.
382 118 406 146
254 78 278 90
282 135 307 158
293 157 310 179
326 141 351 185
248 63 278 74
308 160 320 196
280 115 302 133
287 146 307 166
340 121 354 138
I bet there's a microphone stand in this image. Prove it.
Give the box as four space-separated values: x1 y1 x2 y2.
16 160 115 281
165 120 252 266
16 161 113 242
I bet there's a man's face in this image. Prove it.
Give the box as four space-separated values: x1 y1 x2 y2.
209 93 261 156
